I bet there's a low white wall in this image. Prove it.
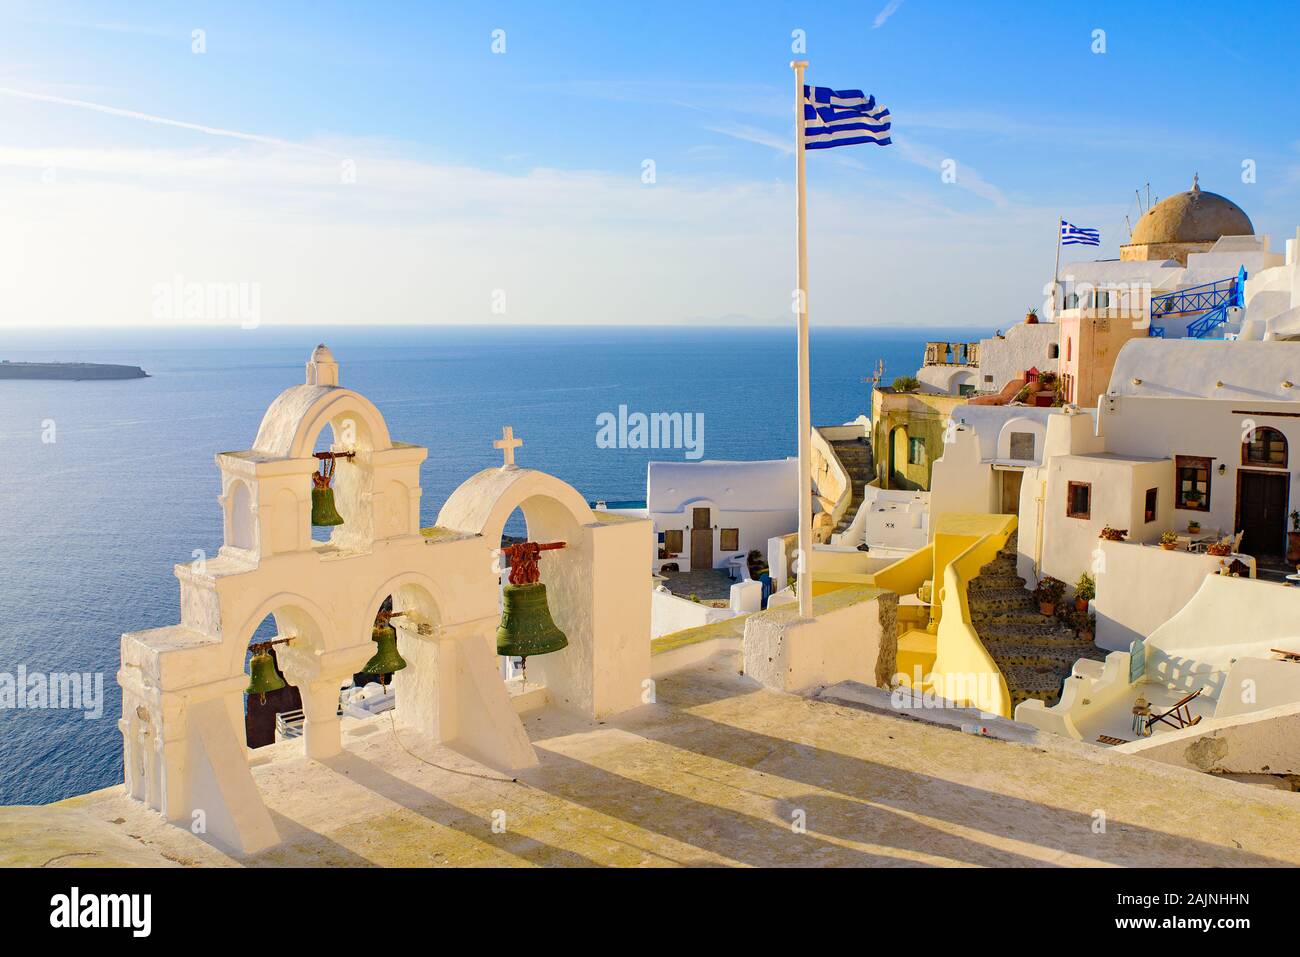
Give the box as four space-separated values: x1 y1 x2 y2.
743 588 894 694
1015 651 1134 740
651 588 734 639
853 486 930 551
1094 540 1226 651
1116 701 1300 775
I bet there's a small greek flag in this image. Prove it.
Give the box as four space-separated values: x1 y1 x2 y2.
803 85 891 150
1060 220 1100 246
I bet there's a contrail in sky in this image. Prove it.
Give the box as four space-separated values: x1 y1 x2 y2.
0 86 340 156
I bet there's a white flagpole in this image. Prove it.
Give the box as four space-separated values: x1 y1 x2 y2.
792 59 813 619
1052 214 1062 318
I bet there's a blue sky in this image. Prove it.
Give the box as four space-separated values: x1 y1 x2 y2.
2 0 1298 327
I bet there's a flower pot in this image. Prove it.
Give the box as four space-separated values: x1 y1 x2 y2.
1039 602 1056 616
1161 542 1176 550
1287 531 1300 563
1075 597 1089 612
1187 524 1200 534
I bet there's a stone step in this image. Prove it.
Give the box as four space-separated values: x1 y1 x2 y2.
970 606 1045 625
967 581 1033 599
969 575 1025 592
981 623 1084 642
985 642 1099 665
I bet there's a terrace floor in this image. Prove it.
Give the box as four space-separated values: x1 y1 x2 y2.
7 654 1300 868
658 567 736 602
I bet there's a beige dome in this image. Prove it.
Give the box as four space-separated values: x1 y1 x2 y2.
1129 177 1253 246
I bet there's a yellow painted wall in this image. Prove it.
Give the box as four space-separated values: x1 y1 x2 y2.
867 513 1017 714
871 389 965 491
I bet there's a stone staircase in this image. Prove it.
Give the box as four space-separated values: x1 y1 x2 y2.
966 534 1105 711
830 436 875 534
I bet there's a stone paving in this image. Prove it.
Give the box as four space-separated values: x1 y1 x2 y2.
659 567 736 602
8 653 1300 868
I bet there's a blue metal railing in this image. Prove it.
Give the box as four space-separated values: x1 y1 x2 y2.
1147 266 1246 339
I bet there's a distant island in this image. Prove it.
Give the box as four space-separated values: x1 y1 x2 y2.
0 360 149 381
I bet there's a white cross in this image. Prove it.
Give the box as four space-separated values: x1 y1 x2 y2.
494 425 523 468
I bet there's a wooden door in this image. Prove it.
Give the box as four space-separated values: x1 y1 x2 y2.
691 507 712 569
1000 470 1023 515
1237 471 1288 556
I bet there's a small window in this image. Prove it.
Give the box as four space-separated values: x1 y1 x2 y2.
908 437 925 466
657 531 665 543
1243 427 1287 468
1066 337 1072 361
983 374 994 383
1144 487 1158 524
664 529 683 554
720 528 739 551
1066 481 1091 519
1175 455 1212 511
1048 344 1059 359
1008 431 1035 460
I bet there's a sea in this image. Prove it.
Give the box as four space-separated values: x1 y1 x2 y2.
0 323 990 805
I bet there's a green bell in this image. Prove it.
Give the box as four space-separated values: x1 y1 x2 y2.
246 649 286 704
363 623 407 680
496 582 568 663
311 485 345 527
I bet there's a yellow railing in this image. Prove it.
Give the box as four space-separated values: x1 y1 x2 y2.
867 514 1016 716
931 517 1015 716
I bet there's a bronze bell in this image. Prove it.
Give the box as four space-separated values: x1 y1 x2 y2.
311 453 345 527
496 582 568 663
363 623 407 683
311 485 345 526
245 649 286 704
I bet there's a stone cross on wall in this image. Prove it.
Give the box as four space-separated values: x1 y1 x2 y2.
494 426 523 468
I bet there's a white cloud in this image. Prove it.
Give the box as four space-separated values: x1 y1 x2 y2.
873 0 906 29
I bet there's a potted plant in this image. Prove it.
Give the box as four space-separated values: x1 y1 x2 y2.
1288 510 1300 563
1033 575 1065 616
1206 538 1232 557
1160 530 1179 550
1074 572 1095 612
1184 489 1203 508
1099 526 1128 542
891 375 921 393
1187 519 1201 534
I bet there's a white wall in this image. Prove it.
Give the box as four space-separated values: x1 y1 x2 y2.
929 428 997 529
1094 540 1228 651
977 322 1060 393
1096 391 1300 552
651 587 734 638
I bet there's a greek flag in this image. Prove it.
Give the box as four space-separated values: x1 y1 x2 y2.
803 85 891 150
1060 220 1100 246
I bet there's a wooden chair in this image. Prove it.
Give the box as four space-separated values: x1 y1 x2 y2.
1146 688 1203 732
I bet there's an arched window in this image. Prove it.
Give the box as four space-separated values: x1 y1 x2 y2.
1243 427 1287 468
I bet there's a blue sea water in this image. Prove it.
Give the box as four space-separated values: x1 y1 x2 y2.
0 323 987 805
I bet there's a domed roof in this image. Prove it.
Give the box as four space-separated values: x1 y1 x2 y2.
1128 176 1253 246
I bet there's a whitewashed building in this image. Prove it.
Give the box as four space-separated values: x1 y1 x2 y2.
645 458 798 573
1016 339 1300 606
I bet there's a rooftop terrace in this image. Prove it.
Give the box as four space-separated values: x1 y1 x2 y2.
5 654 1300 867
